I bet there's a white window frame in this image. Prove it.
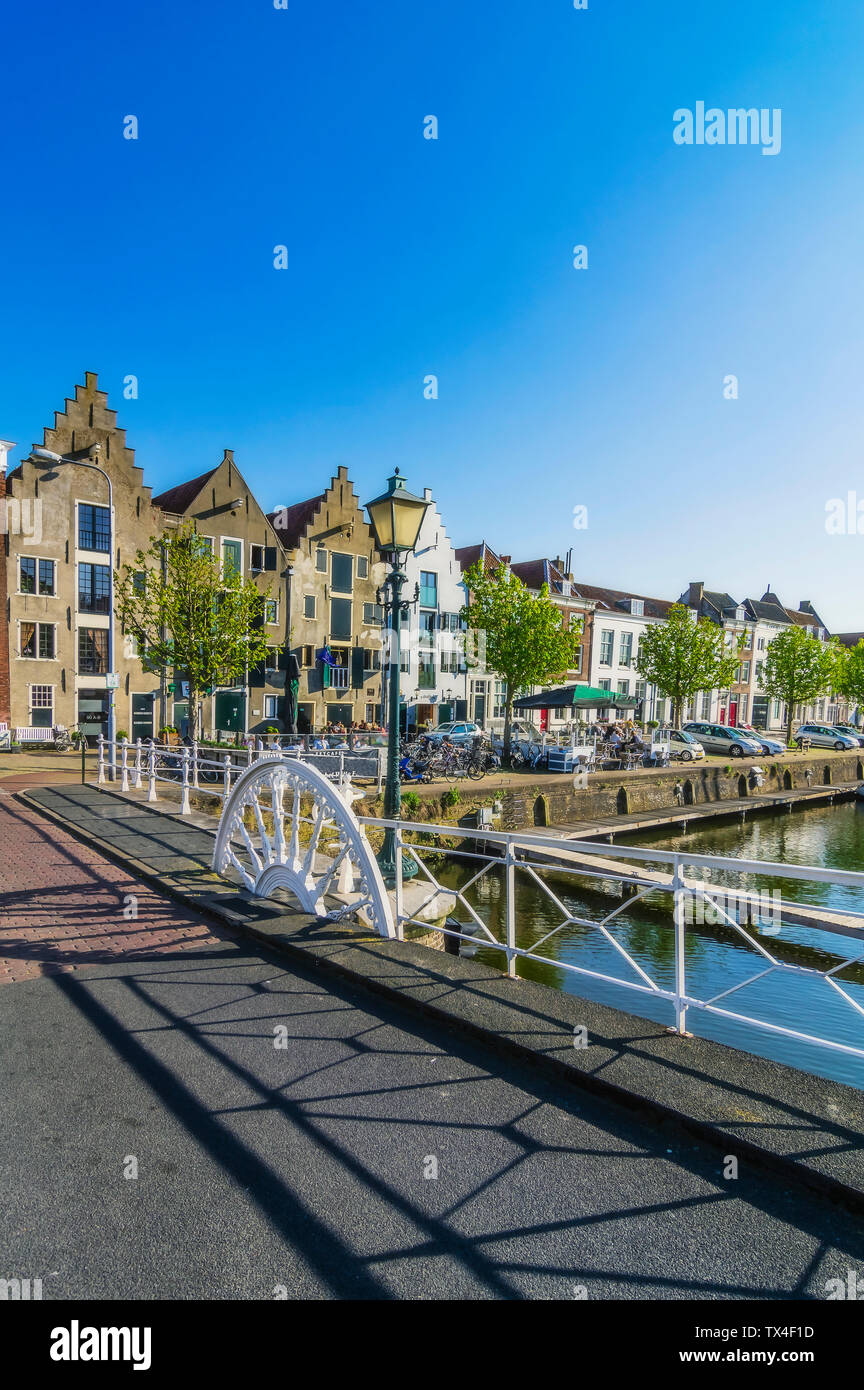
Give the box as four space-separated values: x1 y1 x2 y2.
221 536 244 577
18 620 58 660
264 598 280 625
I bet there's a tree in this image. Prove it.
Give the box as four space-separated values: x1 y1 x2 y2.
460 562 583 764
832 639 864 725
759 626 836 746
635 603 743 728
115 523 272 740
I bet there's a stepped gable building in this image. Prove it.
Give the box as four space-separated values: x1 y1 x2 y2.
3 372 162 742
268 466 385 731
151 450 291 737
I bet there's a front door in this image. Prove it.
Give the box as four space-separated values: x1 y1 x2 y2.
729 700 738 727
474 694 486 726
214 690 245 734
77 688 108 745
132 693 154 742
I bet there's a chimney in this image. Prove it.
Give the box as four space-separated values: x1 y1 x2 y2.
800 600 816 615
688 581 704 610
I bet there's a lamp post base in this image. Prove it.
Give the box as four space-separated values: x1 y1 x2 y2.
376 830 419 886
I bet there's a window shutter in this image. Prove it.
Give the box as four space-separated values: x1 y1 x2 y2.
352 648 365 689
264 547 278 571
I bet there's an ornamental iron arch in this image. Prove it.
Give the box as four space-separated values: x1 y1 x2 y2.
212 756 395 939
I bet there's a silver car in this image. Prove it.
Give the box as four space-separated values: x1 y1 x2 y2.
794 723 858 751
682 722 763 757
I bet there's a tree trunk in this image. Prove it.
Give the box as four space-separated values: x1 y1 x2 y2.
502 693 514 769
188 687 200 742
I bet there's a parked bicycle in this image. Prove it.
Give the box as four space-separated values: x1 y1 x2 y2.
53 724 86 752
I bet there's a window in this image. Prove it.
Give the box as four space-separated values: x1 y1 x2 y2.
20 557 36 593
701 691 711 719
38 556 55 594
20 622 55 659
493 681 507 720
656 699 666 721
757 637 766 651
330 597 352 641
363 602 383 625
617 679 630 696
598 678 611 691
19 556 54 596
331 553 353 594
78 628 109 674
78 563 111 614
133 570 147 595
363 647 381 672
78 504 111 553
739 660 751 683
303 594 316 619
619 632 633 666
574 646 583 674
419 572 437 608
599 630 614 665
222 539 242 576
418 656 436 690
263 695 279 720
738 695 749 719
357 556 369 578
250 545 264 571
315 548 327 573
302 645 314 667
264 599 279 625
29 684 54 729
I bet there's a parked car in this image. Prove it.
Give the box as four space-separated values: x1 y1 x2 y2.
832 724 864 748
682 722 763 757
794 723 858 751
425 720 482 746
668 729 705 761
734 724 786 756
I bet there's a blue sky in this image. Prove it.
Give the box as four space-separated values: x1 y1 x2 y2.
2 0 863 626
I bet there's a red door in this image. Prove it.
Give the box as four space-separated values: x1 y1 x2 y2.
539 708 548 731
729 701 738 726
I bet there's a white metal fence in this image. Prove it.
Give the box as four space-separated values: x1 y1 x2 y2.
96 735 384 808
361 815 864 1065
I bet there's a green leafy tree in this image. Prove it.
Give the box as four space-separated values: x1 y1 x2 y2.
831 639 864 725
460 562 583 764
115 522 271 740
635 603 743 728
760 626 836 746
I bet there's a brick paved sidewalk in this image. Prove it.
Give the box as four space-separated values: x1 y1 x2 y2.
0 797 230 984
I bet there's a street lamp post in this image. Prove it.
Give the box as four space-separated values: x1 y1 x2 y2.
32 447 117 778
365 470 430 884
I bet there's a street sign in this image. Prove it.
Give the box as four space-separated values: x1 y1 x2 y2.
106 673 120 689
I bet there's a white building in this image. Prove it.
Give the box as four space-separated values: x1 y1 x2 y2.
573 581 674 724
397 489 471 730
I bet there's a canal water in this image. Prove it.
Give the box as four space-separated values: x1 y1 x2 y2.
438 801 864 1088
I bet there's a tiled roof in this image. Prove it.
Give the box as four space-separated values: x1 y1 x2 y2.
836 632 864 647
267 494 325 549
510 558 570 593
455 542 503 576
152 468 218 514
571 581 675 620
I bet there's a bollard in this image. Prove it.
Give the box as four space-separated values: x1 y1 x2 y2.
147 742 158 802
97 735 106 785
180 745 191 815
223 754 232 799
134 738 143 790
121 737 130 792
247 741 254 767
81 735 87 785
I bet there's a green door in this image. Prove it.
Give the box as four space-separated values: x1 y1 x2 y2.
215 691 245 733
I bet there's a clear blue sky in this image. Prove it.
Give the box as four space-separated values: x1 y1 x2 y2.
2 0 863 627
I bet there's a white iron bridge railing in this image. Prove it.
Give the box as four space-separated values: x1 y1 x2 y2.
94 740 864 1069
361 816 864 1065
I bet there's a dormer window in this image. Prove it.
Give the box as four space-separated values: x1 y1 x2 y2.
735 607 745 621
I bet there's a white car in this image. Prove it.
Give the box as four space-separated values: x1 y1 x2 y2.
425 720 482 746
794 723 858 751
669 729 705 761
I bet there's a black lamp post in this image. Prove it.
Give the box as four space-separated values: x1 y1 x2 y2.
365 469 430 883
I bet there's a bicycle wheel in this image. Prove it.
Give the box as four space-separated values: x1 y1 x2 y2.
467 759 486 780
